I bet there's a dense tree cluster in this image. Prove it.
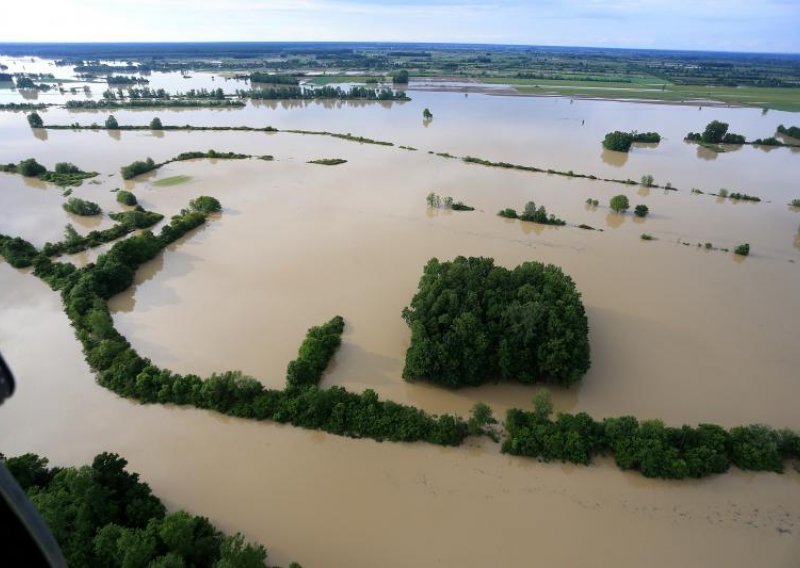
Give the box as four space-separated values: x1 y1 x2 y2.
26 111 44 127
0 158 99 187
502 391 800 479
402 257 590 387
116 190 137 206
685 121 746 144
498 201 566 225
602 131 661 152
237 85 407 101
249 73 298 84
286 316 345 390
392 70 410 84
63 197 102 216
609 194 630 213
777 124 800 139
2 452 273 567
121 158 157 179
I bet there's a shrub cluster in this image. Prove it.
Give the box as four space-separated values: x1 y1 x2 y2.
502 392 800 479
116 190 137 206
286 316 345 390
2 452 272 567
777 124 800 139
686 121 746 144
402 257 590 387
63 197 102 216
426 192 474 211
602 131 661 152
498 201 565 225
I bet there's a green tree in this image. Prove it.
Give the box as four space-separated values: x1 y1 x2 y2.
17 158 47 177
602 131 634 152
105 115 119 129
701 120 729 143
423 108 433 119
609 194 630 213
734 243 750 256
189 196 222 214
116 190 137 206
640 174 654 187
27 111 44 128
392 70 410 84
150 117 163 130
634 204 649 217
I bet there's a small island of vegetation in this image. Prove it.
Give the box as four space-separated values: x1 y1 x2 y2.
63 197 102 216
307 158 348 166
1 157 98 187
602 130 661 152
498 201 566 225
426 192 474 211
402 256 590 387
685 120 746 145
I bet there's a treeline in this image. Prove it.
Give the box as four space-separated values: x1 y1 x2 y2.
602 130 661 152
2 452 276 567
106 75 149 85
18 198 468 448
43 209 164 257
402 257 590 388
686 120 746 144
250 73 299 84
236 86 408 101
66 99 245 109
0 102 51 111
120 150 252 179
503 391 800 479
497 201 566 225
286 316 345 389
103 87 227 100
0 158 98 187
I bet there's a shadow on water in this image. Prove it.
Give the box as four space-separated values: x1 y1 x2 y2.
600 148 628 168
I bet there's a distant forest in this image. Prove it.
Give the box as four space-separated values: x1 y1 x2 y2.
0 43 798 88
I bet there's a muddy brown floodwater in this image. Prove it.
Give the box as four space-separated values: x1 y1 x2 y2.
1 80 799 567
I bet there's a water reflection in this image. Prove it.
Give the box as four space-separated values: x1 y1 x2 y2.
600 149 628 167
32 128 48 141
107 129 121 141
637 186 650 197
695 145 718 161
22 176 48 190
605 211 625 228
71 214 103 229
519 220 546 235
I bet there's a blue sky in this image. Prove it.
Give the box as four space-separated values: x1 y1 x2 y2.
5 0 799 53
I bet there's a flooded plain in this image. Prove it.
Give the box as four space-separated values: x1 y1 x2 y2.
1 61 799 567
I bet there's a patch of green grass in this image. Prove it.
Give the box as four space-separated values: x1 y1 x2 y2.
510 81 800 112
152 175 192 187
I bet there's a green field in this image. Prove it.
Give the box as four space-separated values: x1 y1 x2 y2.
152 175 192 187
481 79 800 111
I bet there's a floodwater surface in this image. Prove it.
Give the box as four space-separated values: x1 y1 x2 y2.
1 60 799 567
